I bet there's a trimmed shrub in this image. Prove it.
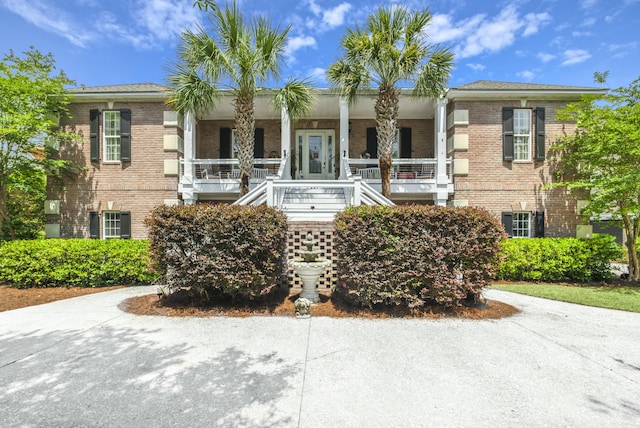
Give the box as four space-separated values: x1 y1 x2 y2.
333 205 505 308
0 239 156 288
497 235 622 282
144 204 287 301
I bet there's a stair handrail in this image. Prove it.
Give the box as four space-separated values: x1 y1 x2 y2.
233 180 268 206
360 181 394 206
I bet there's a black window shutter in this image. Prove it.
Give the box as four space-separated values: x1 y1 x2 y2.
253 128 264 158
503 107 514 161
90 109 100 162
120 211 131 239
366 127 378 158
120 109 131 162
220 128 232 158
89 211 100 239
535 107 546 161
400 128 412 158
501 212 513 237
534 211 545 237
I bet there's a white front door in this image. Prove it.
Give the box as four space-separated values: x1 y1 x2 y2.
296 130 334 179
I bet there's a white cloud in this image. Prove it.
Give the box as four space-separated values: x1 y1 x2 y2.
286 35 317 54
561 49 591 65
523 12 551 36
428 13 485 44
466 63 486 71
309 67 327 84
581 0 598 8
536 52 556 62
322 2 351 27
517 70 535 81
305 1 352 29
457 5 523 58
136 0 200 42
572 31 593 37
1 0 93 47
605 41 638 58
0 0 199 50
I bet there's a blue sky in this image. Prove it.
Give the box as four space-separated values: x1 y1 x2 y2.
0 0 638 90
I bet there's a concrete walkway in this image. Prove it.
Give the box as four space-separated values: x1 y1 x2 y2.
1 286 639 427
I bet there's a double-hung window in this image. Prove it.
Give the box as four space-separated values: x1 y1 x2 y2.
513 109 531 161
502 211 544 238
89 211 131 239
104 111 121 162
90 109 131 163
103 211 121 238
512 212 531 238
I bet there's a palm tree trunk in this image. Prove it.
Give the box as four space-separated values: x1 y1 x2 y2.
375 85 399 198
235 95 255 196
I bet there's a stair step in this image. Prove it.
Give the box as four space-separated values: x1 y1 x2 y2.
283 203 347 210
285 188 343 194
284 195 345 202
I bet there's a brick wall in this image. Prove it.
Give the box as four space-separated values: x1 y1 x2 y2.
286 221 336 291
47 101 179 239
348 119 435 158
449 100 580 237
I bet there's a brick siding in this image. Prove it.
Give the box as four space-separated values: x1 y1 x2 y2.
47 102 179 239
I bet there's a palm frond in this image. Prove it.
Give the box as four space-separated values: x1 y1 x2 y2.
273 78 315 121
413 47 454 97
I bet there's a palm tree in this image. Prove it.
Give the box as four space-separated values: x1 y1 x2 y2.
167 2 314 195
327 6 454 198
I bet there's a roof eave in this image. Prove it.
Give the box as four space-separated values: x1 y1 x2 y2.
446 88 607 101
69 91 169 103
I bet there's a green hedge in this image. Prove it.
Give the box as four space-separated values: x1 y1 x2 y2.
334 205 505 308
496 235 622 282
0 239 157 288
144 204 288 301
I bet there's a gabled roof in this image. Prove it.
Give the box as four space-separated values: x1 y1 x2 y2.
68 83 169 102
447 80 607 101
69 83 169 93
452 80 601 91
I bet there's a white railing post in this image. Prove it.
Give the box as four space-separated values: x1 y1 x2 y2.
435 96 449 206
353 175 362 206
266 176 274 207
181 112 197 204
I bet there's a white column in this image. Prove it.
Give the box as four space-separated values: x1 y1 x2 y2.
281 107 292 179
182 111 197 205
339 97 350 179
435 97 449 206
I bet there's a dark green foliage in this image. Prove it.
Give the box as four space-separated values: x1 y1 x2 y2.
144 204 288 301
497 235 622 282
0 239 156 288
333 205 505 308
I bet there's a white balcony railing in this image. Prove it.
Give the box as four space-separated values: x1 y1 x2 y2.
346 158 452 181
179 158 283 183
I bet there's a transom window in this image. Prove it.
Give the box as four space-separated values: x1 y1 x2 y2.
103 211 121 238
104 111 121 161
513 109 531 161
512 212 531 238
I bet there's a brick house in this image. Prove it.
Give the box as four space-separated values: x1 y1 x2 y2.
45 80 606 242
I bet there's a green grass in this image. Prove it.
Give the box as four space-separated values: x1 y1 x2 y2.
491 283 640 313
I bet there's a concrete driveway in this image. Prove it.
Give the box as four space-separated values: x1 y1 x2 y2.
1 286 639 427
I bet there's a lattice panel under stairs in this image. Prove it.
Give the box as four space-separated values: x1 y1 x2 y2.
286 222 336 291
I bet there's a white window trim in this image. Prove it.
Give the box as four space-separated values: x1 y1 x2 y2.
513 109 531 162
103 211 121 239
512 211 531 238
103 111 121 163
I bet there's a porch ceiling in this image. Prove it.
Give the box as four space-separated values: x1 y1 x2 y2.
198 91 435 121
